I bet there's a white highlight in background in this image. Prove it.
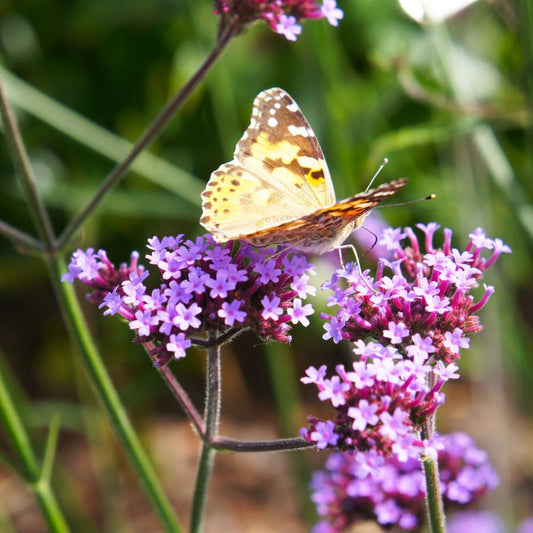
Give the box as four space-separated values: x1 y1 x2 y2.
398 0 480 23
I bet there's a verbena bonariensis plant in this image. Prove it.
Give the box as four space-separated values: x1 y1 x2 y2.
1 0 511 530
63 223 509 532
299 224 510 531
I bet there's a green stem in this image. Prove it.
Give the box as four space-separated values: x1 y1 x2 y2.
49 255 183 533
190 338 221 533
421 453 446 533
0 361 70 533
0 219 44 251
0 80 182 533
421 418 446 533
212 436 314 452
57 24 237 249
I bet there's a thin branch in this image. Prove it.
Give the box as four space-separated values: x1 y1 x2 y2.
159 363 205 436
57 24 237 250
190 335 221 532
190 326 243 348
212 436 315 453
0 78 56 252
0 219 44 252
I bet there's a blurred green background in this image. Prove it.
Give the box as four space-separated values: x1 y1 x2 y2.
0 0 531 531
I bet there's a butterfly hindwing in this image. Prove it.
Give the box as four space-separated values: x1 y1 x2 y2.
200 161 313 241
240 179 408 253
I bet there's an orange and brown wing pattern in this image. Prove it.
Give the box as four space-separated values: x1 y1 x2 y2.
200 88 408 255
238 179 408 254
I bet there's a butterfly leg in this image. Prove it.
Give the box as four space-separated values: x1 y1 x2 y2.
336 244 376 293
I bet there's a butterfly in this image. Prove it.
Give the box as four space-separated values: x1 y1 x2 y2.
200 87 407 254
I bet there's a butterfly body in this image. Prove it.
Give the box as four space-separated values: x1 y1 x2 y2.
200 88 407 253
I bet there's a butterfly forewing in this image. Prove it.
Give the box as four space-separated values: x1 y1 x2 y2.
200 162 310 240
235 88 336 208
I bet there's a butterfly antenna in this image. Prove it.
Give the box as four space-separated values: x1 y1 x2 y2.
376 193 436 210
364 158 389 192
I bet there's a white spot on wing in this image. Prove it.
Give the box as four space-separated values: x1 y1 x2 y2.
288 124 310 137
268 117 278 127
287 103 299 112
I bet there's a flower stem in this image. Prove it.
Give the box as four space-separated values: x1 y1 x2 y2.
0 78 56 251
190 337 222 533
212 436 314 452
155 355 205 436
421 454 446 533
0 218 44 252
57 24 237 250
421 418 446 533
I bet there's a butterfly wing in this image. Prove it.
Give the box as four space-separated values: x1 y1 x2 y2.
240 179 408 254
200 88 335 241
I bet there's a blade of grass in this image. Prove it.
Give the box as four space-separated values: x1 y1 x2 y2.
0 351 70 533
0 66 203 204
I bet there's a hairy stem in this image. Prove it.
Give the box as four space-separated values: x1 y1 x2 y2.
421 417 446 533
212 436 314 453
190 336 222 533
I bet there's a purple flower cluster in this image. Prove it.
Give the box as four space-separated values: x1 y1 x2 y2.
310 432 499 532
300 355 448 458
301 225 510 456
63 234 316 364
214 0 343 41
323 224 510 362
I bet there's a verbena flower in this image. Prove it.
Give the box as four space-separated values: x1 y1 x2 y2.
310 432 499 532
301 225 510 457
448 510 506 533
63 234 316 365
214 0 343 40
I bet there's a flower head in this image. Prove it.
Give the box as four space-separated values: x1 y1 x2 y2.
310 432 499 532
322 225 510 364
214 0 343 40
64 234 316 364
